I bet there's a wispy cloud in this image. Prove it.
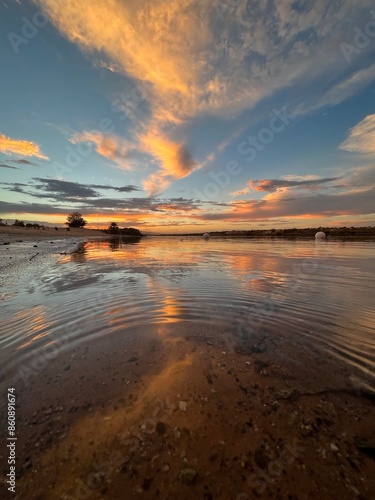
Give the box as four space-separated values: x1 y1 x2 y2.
0 193 202 216
12 159 37 165
0 133 48 159
1 178 141 203
34 0 374 193
340 114 375 155
36 0 373 122
294 65 375 115
70 131 133 166
225 166 375 220
0 163 19 170
199 188 375 221
248 176 340 193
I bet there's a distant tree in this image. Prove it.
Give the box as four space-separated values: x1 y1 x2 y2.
66 212 87 228
13 219 25 227
119 227 142 236
108 222 120 234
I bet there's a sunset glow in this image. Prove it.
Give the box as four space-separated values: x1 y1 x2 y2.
1 1 375 232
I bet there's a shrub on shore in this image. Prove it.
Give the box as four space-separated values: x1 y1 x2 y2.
105 222 143 237
13 219 25 227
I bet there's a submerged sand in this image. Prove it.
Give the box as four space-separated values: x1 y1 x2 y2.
1 326 374 499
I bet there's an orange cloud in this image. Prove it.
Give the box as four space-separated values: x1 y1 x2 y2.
140 130 197 195
0 133 48 159
70 131 132 166
196 184 375 222
35 0 370 196
230 187 250 197
35 0 209 123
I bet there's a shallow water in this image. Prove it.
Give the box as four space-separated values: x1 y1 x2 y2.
1 237 375 387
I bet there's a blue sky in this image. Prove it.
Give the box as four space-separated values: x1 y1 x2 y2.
1 0 375 232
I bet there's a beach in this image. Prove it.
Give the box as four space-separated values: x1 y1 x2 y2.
0 236 374 499
0 227 104 295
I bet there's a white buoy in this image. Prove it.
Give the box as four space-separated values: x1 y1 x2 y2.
315 231 326 239
203 232 210 240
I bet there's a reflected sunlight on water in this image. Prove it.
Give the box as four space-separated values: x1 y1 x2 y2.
1 237 374 385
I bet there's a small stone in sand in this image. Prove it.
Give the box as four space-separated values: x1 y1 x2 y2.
127 356 138 363
179 468 197 484
179 401 187 412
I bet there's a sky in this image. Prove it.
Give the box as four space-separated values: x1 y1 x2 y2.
0 0 375 233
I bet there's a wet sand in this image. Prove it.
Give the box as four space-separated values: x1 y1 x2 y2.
2 322 375 499
0 227 104 295
1 235 374 499
0 226 103 241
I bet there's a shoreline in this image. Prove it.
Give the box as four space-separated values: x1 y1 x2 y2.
0 226 104 241
0 228 103 297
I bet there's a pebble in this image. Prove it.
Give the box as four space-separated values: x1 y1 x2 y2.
179 401 187 412
179 468 197 484
350 486 360 496
161 464 170 472
330 443 339 453
271 401 280 411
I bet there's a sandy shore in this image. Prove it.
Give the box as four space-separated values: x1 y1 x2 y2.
0 226 104 242
0 227 104 296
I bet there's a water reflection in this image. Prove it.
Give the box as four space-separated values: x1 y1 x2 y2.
1 237 374 386
108 236 142 251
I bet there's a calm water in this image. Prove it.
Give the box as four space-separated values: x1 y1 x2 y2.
1 237 375 387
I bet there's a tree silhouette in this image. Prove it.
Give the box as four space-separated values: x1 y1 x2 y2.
108 222 120 234
66 212 87 228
